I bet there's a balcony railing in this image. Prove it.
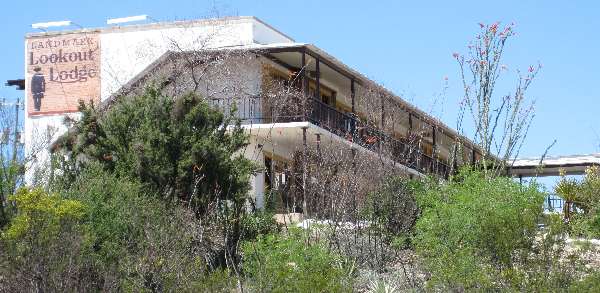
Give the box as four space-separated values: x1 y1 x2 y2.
209 96 450 178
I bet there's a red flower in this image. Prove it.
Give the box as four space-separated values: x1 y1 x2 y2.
490 24 498 33
452 52 460 58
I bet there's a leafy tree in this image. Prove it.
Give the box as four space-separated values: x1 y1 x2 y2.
48 88 258 281
556 166 600 237
555 169 581 221
54 89 255 217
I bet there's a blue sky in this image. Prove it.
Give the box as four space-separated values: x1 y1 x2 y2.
1 0 598 163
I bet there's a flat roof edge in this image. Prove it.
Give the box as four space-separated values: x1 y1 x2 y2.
25 16 267 38
251 17 295 42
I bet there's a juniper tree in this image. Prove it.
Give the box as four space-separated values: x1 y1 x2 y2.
55 89 254 214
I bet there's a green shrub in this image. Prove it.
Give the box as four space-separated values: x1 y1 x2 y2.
569 271 600 292
61 165 214 291
191 268 238 292
362 176 422 244
1 166 227 292
555 166 600 238
414 169 546 290
240 210 281 241
0 188 92 292
242 229 353 292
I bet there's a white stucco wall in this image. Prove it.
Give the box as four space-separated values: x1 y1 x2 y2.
252 20 294 45
100 19 255 101
242 139 266 209
23 17 291 187
23 113 79 184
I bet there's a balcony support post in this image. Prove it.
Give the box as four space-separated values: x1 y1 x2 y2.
408 112 413 134
432 125 437 173
351 79 355 113
302 126 308 217
381 95 385 130
453 148 458 174
351 147 357 220
301 51 307 97
350 79 356 137
316 58 320 100
301 51 308 121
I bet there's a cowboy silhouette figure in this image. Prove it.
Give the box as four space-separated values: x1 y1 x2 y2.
31 67 45 111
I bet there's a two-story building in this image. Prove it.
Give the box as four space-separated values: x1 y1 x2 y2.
23 16 484 209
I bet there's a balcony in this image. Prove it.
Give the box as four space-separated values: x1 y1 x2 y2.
209 96 450 178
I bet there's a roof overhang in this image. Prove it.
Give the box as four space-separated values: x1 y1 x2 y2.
509 153 600 177
236 121 424 178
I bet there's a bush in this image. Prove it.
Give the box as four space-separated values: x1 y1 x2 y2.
242 229 353 292
362 176 422 244
569 271 600 292
1 166 227 292
0 188 92 292
60 165 216 291
191 268 238 292
554 166 600 238
414 169 599 291
51 89 259 275
240 210 281 241
414 169 547 290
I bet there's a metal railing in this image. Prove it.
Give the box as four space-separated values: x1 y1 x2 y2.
208 95 450 178
543 194 565 213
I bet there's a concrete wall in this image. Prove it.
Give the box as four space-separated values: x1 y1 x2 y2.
23 17 291 186
100 19 254 101
252 20 294 45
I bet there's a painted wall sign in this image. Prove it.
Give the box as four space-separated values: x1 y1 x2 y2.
26 33 101 115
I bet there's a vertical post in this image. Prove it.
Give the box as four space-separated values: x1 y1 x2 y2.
381 95 385 130
472 148 476 165
302 127 308 218
432 125 436 154
301 51 307 97
453 150 458 174
301 51 308 122
351 79 355 114
351 147 357 221
315 133 321 157
407 112 414 168
315 58 320 100
350 79 356 138
432 125 436 173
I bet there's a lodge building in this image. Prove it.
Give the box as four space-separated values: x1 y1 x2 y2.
23 16 484 208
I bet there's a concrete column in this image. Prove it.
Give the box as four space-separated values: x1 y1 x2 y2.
242 141 265 210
